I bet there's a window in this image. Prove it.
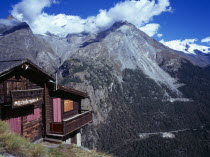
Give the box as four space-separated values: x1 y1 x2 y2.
64 100 74 112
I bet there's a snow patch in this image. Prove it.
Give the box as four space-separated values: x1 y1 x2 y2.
109 82 114 92
201 36 210 44
168 98 192 103
160 39 210 55
139 134 150 139
161 132 175 139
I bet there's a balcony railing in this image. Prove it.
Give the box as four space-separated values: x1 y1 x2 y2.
49 110 93 135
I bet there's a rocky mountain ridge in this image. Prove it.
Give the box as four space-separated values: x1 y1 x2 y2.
0 20 210 157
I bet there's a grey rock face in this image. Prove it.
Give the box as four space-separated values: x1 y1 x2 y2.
37 32 97 66
177 49 210 67
1 21 210 156
0 22 59 73
60 22 184 95
58 22 210 155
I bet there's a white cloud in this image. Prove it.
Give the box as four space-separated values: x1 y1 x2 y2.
182 39 197 44
201 36 210 44
161 39 210 54
157 33 163 38
10 0 171 36
139 23 160 36
11 0 54 23
0 19 21 26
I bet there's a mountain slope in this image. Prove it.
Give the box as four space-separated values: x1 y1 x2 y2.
58 22 210 156
60 22 184 96
1 20 210 157
0 22 59 72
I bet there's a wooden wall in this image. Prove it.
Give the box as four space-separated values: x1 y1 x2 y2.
44 83 53 135
0 75 42 104
22 104 42 141
0 68 86 141
0 74 44 141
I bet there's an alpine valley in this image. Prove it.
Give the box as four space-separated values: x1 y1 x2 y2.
1 20 210 157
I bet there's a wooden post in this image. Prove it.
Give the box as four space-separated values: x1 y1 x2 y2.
0 105 1 120
76 132 82 147
55 72 58 91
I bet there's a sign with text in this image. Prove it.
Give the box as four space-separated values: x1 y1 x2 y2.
11 88 43 108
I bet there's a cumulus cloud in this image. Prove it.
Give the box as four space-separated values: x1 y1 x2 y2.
10 0 171 36
201 36 210 44
157 33 163 38
0 19 21 26
11 0 54 23
161 39 210 54
139 23 160 36
182 39 197 43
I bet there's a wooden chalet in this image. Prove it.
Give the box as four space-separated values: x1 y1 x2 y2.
0 59 92 145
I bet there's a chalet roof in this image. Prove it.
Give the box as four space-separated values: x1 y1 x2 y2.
0 59 25 74
57 85 88 98
0 59 88 98
0 59 54 81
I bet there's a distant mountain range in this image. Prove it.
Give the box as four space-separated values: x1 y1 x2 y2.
161 39 210 55
0 20 210 157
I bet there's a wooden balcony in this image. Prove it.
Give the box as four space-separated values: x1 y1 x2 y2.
49 110 93 135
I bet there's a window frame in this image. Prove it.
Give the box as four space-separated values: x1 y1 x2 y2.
63 99 74 113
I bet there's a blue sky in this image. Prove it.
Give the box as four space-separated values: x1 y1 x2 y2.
157 0 210 42
0 0 210 46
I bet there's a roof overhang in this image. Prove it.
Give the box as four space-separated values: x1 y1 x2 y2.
0 59 54 81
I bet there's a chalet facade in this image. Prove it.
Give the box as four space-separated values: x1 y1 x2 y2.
0 59 92 145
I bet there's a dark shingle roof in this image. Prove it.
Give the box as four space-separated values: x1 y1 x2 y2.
57 84 88 98
0 58 88 98
0 59 54 80
0 59 25 74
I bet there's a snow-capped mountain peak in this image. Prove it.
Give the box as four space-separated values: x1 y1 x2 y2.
160 39 210 55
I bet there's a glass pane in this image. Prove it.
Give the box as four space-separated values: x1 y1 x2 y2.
64 100 73 112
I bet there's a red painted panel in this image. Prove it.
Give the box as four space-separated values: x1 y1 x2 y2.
53 98 61 122
27 108 41 122
7 117 21 135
